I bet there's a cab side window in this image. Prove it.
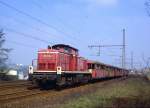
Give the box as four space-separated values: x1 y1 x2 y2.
88 63 95 69
88 63 92 69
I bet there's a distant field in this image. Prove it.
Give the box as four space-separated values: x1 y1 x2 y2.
60 76 150 108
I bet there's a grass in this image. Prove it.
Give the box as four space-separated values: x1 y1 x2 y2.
1 76 150 108
60 76 150 108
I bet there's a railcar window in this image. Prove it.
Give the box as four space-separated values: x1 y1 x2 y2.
88 63 95 69
101 65 104 69
109 67 111 71
88 63 92 69
92 64 95 69
105 66 109 71
96 64 100 69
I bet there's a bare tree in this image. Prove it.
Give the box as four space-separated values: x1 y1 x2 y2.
0 29 11 72
145 0 150 16
142 53 150 74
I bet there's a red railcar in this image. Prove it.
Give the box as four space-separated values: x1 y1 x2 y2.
29 44 129 87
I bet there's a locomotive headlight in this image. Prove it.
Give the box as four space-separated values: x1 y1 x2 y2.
89 69 92 73
29 66 33 74
57 66 62 74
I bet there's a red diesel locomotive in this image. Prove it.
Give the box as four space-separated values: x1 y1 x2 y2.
29 44 128 87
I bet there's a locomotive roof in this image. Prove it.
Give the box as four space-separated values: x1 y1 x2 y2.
51 44 78 51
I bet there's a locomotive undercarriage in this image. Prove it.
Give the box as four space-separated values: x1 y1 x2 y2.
30 72 92 89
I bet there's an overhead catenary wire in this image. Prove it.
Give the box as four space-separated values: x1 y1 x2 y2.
31 0 43 9
31 0 81 41
0 25 52 44
0 15 76 45
0 0 79 42
7 40 38 49
0 14 61 41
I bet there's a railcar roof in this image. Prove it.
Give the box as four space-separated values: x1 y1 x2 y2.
51 44 78 51
88 60 127 70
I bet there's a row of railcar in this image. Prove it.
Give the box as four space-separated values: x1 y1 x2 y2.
29 44 129 87
87 61 128 79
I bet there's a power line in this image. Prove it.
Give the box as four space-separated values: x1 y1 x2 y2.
1 14 61 41
1 25 51 44
7 40 37 49
0 0 79 42
88 29 126 69
31 0 43 9
88 45 123 56
31 0 81 41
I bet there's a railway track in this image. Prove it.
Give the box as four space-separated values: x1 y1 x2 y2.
0 77 128 104
0 80 27 86
0 83 31 90
0 84 38 95
0 89 51 103
0 81 32 90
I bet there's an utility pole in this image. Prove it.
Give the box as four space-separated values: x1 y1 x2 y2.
131 51 134 70
88 29 126 69
122 29 126 69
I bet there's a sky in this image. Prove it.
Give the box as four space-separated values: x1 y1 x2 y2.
0 0 150 69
